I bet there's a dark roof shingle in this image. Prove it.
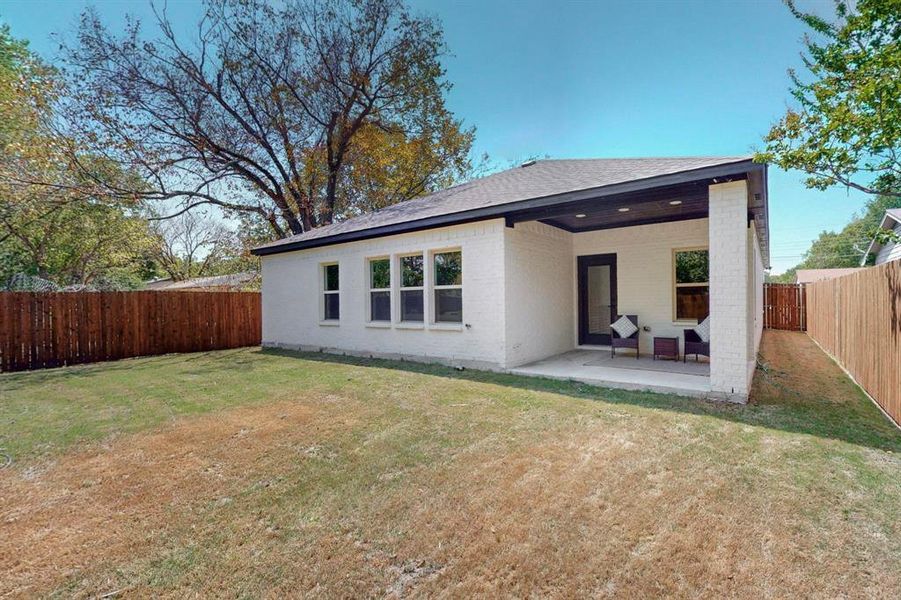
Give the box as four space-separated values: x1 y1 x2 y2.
254 156 753 253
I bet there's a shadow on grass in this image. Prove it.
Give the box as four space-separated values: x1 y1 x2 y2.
0 348 256 391
259 347 901 453
2 344 897 454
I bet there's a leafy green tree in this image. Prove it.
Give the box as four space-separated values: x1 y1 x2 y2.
0 25 154 288
0 198 153 287
0 24 53 146
675 249 709 284
757 0 901 199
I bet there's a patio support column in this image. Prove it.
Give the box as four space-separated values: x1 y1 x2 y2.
708 180 752 402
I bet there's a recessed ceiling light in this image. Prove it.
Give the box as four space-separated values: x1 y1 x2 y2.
575 213 587 218
617 207 630 213
669 200 682 206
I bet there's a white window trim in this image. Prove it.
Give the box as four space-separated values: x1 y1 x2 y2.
672 246 709 324
366 256 391 323
431 248 463 325
397 252 426 324
321 261 340 323
430 322 464 331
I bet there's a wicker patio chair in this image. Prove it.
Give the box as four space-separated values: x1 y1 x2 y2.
683 318 710 362
611 314 639 359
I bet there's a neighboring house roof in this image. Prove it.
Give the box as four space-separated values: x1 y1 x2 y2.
252 156 769 265
145 277 175 289
861 208 901 265
795 268 865 284
144 272 257 291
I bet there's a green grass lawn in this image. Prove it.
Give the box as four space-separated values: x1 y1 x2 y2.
1 331 899 597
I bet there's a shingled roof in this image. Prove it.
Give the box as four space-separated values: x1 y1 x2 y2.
253 156 764 256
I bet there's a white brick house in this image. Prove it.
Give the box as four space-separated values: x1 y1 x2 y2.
253 157 769 402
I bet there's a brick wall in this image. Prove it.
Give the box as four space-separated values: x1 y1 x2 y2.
572 218 710 353
504 221 574 367
262 217 715 371
708 180 753 401
260 197 765 401
750 222 765 376
261 219 508 369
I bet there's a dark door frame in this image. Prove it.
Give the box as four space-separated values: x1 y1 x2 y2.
577 253 618 346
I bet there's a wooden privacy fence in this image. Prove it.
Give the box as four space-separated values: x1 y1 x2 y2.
0 291 261 372
763 283 806 331
806 262 901 427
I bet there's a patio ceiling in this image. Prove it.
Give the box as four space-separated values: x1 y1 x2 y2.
505 180 712 232
503 167 769 267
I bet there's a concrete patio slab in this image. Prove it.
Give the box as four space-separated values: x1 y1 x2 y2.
509 349 711 397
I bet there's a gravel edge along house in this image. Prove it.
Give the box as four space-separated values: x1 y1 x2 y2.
252 156 769 403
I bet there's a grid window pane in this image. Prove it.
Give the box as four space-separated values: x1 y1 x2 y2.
370 259 390 289
675 250 708 284
400 290 424 322
435 288 462 323
324 264 339 291
401 255 424 287
370 291 390 321
675 285 709 320
434 252 462 286
324 294 340 320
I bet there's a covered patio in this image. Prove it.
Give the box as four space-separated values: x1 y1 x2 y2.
509 348 710 397
499 159 769 402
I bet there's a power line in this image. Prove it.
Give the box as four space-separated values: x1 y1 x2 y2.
770 237 873 245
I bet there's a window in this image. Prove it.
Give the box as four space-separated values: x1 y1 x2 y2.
368 258 391 322
673 248 709 321
399 254 424 322
322 263 339 320
433 250 462 323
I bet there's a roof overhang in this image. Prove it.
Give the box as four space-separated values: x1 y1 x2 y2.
861 211 901 265
252 159 769 264
747 163 770 268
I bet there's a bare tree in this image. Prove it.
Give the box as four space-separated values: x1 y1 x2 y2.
149 210 230 281
56 0 475 237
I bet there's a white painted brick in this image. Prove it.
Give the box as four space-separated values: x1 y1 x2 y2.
261 204 765 400
261 219 508 368
708 180 754 401
504 221 574 367
571 219 710 355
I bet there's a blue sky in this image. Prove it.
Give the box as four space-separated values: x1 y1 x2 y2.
0 0 873 273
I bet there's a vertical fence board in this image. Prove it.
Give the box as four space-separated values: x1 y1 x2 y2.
763 283 806 331
0 294 11 371
0 291 261 372
805 262 901 427
17 294 31 369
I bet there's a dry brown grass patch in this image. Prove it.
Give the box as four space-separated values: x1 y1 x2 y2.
1 333 899 597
